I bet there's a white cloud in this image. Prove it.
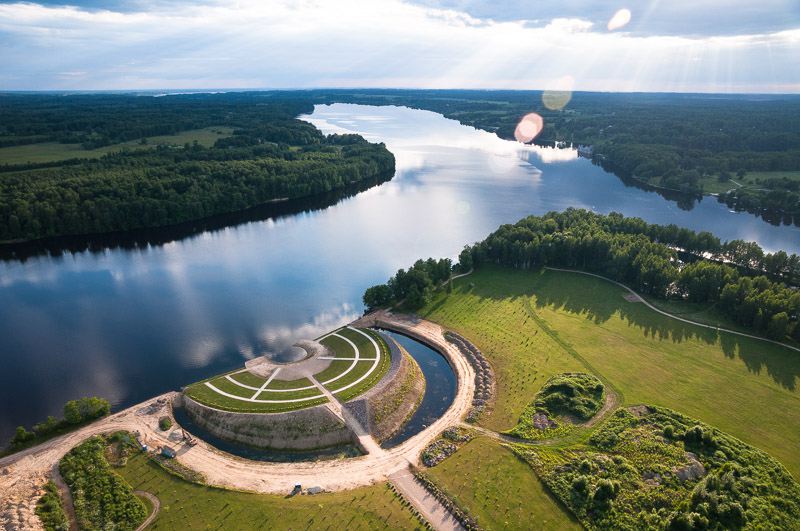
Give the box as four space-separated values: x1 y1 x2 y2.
0 0 797 92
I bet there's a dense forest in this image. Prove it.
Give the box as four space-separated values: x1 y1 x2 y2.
0 93 394 241
309 89 800 221
364 209 800 342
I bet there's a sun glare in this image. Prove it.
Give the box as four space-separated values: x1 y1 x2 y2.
607 8 631 31
514 113 544 143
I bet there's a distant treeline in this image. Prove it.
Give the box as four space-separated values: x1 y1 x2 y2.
365 209 800 341
308 89 800 220
0 94 394 241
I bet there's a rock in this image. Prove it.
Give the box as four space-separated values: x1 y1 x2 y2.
673 453 706 481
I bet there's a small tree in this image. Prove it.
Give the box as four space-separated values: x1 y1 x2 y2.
159 417 172 431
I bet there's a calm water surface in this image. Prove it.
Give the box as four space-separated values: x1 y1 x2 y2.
380 331 456 448
1 103 798 441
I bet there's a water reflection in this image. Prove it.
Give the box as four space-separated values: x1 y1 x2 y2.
0 103 798 442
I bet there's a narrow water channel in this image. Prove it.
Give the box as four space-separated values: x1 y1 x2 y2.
380 330 457 448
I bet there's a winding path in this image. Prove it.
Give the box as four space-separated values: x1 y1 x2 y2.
0 313 474 531
134 491 160 531
545 267 800 354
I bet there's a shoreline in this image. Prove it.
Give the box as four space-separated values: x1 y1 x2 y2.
0 312 475 529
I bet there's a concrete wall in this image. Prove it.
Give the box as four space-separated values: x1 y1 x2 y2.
179 395 356 450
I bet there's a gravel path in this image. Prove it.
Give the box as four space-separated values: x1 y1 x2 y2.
134 491 160 531
389 469 463 531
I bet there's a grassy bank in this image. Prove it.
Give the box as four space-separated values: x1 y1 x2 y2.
421 266 800 478
115 452 424 529
424 436 580 530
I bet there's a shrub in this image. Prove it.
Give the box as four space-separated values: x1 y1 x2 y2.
35 481 68 531
534 373 605 421
59 436 146 530
63 397 110 425
159 416 172 431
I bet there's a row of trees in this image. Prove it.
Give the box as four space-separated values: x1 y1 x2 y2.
5 396 111 451
366 209 800 341
0 97 395 242
363 257 452 310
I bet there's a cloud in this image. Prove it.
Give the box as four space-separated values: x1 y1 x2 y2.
0 0 797 92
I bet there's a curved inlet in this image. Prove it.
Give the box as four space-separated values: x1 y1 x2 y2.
380 330 456 448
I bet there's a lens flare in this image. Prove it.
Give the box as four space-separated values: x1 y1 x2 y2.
607 8 631 31
514 113 544 143
542 76 575 111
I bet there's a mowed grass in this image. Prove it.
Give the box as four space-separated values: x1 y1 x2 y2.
0 127 233 165
317 328 392 401
185 327 390 412
422 270 586 431
116 452 425 530
700 170 800 194
425 437 579 530
423 266 800 477
184 371 327 414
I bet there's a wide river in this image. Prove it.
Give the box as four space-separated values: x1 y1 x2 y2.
1 103 798 441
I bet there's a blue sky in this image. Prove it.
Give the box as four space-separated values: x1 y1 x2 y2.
1 0 798 92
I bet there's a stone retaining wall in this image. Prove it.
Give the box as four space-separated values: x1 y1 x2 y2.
178 395 356 450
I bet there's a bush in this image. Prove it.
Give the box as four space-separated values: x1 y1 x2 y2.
63 397 110 425
159 416 172 431
59 436 146 530
534 373 605 420
35 481 68 531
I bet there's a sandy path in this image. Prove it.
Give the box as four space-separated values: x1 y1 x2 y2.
0 313 474 530
389 469 463 531
134 491 160 531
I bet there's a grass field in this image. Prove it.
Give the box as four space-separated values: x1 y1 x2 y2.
115 452 425 530
317 328 392 401
699 170 800 194
421 266 800 478
184 327 391 412
0 127 234 165
425 437 580 530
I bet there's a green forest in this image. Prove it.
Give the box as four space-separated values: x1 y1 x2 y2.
365 209 800 341
0 93 394 241
309 89 800 222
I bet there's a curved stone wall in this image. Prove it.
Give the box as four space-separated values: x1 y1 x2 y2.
179 395 355 450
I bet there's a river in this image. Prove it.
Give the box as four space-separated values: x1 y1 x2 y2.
0 103 797 442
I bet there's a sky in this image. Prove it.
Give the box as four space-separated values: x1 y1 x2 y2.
0 0 798 92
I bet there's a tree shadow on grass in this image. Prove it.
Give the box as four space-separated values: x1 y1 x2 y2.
451 267 800 392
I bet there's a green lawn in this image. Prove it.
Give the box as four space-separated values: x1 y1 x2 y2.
316 328 392 401
184 371 327 414
320 334 357 358
425 437 580 530
184 327 391 412
421 266 800 477
116 452 425 530
699 170 800 194
0 127 233 165
422 270 586 432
